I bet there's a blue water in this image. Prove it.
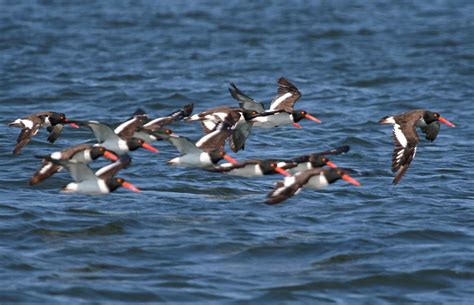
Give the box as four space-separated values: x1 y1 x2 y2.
1 1 474 304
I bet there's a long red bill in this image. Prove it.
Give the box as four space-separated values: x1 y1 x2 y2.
325 161 338 169
342 174 361 187
438 117 456 127
305 114 321 123
65 119 80 128
103 151 119 161
292 122 303 128
122 181 141 193
274 167 292 177
142 143 159 153
223 154 239 164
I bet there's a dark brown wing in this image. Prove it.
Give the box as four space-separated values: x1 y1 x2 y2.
269 77 302 111
229 121 252 152
115 116 148 139
291 146 351 163
391 123 419 184
420 121 440 142
60 144 94 159
29 160 62 185
228 82 265 113
13 124 41 154
196 121 233 153
200 120 216 135
145 117 175 130
47 124 64 143
266 169 321 205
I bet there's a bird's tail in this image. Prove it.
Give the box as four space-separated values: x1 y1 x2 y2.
378 116 395 124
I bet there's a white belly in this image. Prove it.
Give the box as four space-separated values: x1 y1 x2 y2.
252 113 292 128
287 162 312 175
304 175 329 189
62 180 108 195
227 164 263 177
168 153 212 168
101 139 129 156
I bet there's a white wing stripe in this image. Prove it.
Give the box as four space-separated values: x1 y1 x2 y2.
114 117 137 134
270 92 292 110
393 124 408 147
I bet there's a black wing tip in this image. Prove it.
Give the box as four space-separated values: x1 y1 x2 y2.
133 108 148 116
34 154 49 159
378 116 392 124
183 103 194 116
265 195 288 205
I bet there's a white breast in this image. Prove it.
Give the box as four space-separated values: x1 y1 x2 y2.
227 164 263 177
287 162 312 175
305 174 329 189
270 92 292 110
252 113 292 128
169 153 212 168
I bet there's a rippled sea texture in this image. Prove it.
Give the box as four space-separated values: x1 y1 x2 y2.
1 1 473 304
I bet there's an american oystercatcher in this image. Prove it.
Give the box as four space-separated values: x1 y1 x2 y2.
55 155 140 195
30 144 118 185
229 78 321 128
379 109 456 184
266 168 361 205
78 121 159 156
9 112 80 154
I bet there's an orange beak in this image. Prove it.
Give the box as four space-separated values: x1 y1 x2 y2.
274 167 292 177
438 117 456 127
325 161 338 169
342 174 361 187
292 122 303 128
103 151 119 161
142 143 159 153
122 181 141 192
305 114 321 123
64 119 80 128
223 154 239 165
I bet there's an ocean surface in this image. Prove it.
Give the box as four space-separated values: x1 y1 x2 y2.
1 1 473 304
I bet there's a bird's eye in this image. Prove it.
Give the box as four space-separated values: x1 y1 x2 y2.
337 170 343 175
100 147 105 152
117 178 124 183
271 163 276 168
434 113 439 117
252 111 257 115
166 129 172 134
301 111 305 115
322 158 327 162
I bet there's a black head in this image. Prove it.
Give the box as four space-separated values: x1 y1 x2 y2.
323 169 345 184
48 112 68 125
152 128 174 139
126 137 145 151
423 111 441 124
242 109 259 121
308 155 330 168
90 146 106 160
209 150 225 164
259 160 282 174
106 177 124 192
292 110 308 123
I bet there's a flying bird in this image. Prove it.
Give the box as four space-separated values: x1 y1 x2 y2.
9 112 80 154
379 109 456 184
